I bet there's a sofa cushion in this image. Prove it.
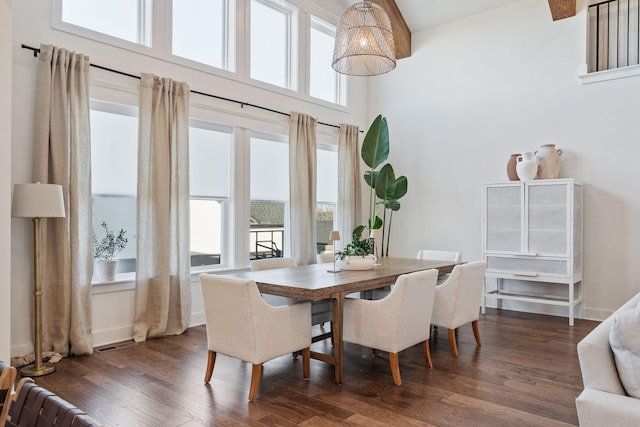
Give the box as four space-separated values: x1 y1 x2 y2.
610 301 640 398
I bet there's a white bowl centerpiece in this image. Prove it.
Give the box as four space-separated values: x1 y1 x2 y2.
335 225 376 271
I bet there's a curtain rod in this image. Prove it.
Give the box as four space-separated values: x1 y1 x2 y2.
22 43 359 132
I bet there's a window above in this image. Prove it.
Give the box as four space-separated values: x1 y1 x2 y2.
309 17 345 105
172 0 236 71
250 0 298 89
60 0 151 46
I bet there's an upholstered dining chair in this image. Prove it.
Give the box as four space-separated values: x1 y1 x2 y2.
416 250 462 285
430 261 487 357
250 257 333 328
343 269 439 386
199 274 312 401
316 252 335 264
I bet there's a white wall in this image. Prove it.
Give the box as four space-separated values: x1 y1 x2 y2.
1 0 13 362
10 0 367 355
369 0 640 320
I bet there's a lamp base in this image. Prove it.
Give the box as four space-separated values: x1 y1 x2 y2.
21 362 56 377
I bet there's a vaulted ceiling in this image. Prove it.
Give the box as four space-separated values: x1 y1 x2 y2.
340 0 577 59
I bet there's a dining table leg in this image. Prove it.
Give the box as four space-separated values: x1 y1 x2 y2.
331 292 346 385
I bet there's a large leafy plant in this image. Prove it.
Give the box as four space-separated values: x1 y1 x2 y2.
361 115 408 256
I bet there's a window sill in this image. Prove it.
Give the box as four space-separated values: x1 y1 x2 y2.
579 64 640 84
91 266 251 294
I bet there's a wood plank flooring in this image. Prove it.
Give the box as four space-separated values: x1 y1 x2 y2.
31 309 598 426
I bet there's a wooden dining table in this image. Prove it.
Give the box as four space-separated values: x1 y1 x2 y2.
224 257 459 384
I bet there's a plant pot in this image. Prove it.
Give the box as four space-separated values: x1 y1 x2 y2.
96 260 118 281
336 255 377 271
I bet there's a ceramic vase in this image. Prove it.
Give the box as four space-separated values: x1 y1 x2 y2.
336 255 377 271
516 152 538 181
535 144 563 179
507 153 521 181
97 260 118 281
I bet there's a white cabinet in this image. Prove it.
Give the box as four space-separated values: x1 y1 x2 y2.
482 179 583 325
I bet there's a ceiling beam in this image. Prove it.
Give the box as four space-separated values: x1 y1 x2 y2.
547 0 576 21
378 0 412 59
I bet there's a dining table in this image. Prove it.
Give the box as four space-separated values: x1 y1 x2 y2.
224 256 459 384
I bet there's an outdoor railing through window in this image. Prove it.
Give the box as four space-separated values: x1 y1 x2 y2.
588 0 640 72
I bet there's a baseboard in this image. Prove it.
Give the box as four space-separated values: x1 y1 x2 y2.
484 300 612 322
11 343 33 358
92 325 134 348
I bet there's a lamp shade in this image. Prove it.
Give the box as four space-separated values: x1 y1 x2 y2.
332 1 396 76
12 183 66 218
329 230 341 241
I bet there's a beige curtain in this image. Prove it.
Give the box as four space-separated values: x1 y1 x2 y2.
289 112 317 265
133 73 191 342
337 124 361 249
32 44 93 356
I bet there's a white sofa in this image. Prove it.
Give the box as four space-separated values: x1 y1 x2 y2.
576 292 640 426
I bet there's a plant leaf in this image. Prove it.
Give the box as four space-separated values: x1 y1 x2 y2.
364 171 378 189
361 115 389 169
386 176 408 200
375 164 395 200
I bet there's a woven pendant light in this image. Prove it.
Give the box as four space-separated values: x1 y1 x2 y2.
332 1 396 76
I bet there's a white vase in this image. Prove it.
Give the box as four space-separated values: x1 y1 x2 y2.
96 260 118 281
336 254 377 271
535 144 563 179
516 152 538 181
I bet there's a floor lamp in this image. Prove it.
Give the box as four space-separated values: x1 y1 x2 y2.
12 183 66 377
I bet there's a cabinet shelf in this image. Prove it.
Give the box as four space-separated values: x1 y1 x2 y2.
482 180 583 326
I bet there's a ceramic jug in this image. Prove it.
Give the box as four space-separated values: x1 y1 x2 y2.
507 153 520 181
535 144 563 179
516 152 538 181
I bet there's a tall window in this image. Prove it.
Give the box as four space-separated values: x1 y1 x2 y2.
250 0 298 89
317 146 338 251
60 0 151 45
310 17 344 105
172 0 236 71
250 134 289 259
189 122 232 267
90 103 139 275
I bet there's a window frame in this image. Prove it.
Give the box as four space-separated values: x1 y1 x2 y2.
309 15 345 105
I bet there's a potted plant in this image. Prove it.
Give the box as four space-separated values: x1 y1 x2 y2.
93 221 128 281
361 115 408 257
335 225 376 270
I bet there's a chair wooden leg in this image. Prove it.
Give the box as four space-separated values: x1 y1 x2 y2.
248 364 262 401
448 329 459 357
472 320 482 346
204 350 216 384
422 339 433 369
389 352 402 386
302 347 310 379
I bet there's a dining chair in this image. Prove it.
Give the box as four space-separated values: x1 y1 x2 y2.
199 273 312 401
316 252 335 264
417 250 462 285
250 257 333 329
0 360 17 425
430 261 487 357
343 269 439 386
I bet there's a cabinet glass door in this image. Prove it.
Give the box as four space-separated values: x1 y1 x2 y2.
486 185 522 252
527 183 568 255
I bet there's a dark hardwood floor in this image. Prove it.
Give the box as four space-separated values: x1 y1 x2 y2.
31 309 598 426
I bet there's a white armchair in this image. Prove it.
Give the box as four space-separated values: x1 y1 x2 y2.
250 257 333 327
417 250 461 285
343 269 439 386
576 292 640 426
199 273 312 400
430 261 486 357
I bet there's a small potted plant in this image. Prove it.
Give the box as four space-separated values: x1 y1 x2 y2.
334 225 376 270
93 221 128 281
